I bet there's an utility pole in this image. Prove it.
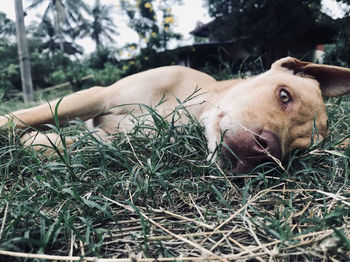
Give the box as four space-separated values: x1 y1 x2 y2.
14 0 34 103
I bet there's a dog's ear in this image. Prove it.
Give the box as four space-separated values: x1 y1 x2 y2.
271 57 350 97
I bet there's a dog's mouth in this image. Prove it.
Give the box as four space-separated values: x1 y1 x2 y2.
220 130 282 173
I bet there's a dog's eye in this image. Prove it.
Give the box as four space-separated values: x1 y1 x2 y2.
279 89 291 104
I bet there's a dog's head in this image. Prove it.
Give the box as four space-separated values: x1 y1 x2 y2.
211 57 350 173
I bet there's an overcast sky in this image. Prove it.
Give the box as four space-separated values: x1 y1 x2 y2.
0 0 346 54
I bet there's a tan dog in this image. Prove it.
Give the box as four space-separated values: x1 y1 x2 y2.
1 57 350 173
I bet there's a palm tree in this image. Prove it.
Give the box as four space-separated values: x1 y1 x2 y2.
0 12 16 38
78 0 118 50
28 0 90 52
33 18 83 55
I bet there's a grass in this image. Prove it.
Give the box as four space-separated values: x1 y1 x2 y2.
0 83 349 261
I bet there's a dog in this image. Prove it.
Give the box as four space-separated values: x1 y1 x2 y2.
0 57 349 173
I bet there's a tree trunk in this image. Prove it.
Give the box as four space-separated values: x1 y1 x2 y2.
55 1 65 52
14 0 34 103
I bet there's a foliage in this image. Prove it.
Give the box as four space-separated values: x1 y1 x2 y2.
26 0 118 56
323 19 350 67
30 19 84 55
0 42 21 98
0 40 89 98
87 47 118 70
92 62 123 86
0 39 122 100
0 12 18 99
0 11 16 38
0 0 125 103
30 47 71 86
335 0 350 6
77 0 118 50
28 0 90 53
117 0 183 72
117 48 180 76
323 0 350 67
205 0 336 65
119 0 182 51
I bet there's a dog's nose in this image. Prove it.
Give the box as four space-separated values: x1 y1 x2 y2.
222 130 282 173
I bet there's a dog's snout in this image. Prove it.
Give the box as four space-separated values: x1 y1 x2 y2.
254 130 282 158
222 129 282 173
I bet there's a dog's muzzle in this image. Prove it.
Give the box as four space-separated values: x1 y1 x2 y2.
222 129 282 173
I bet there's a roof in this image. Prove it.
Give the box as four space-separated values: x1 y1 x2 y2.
189 20 214 38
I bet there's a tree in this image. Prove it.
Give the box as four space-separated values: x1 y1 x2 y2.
118 0 182 72
323 0 350 67
0 41 21 99
205 0 336 65
14 0 34 102
77 0 118 50
90 0 117 49
119 0 182 52
28 0 90 52
32 18 83 55
0 12 16 38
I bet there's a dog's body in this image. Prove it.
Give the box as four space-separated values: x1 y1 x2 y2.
1 57 350 173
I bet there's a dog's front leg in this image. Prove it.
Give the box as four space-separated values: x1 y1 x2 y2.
0 86 109 131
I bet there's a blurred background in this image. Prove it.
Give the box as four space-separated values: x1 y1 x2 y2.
0 0 349 103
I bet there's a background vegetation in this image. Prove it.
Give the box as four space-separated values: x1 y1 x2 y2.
1 0 350 102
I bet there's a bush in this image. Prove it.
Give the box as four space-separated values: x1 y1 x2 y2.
323 16 350 67
92 62 123 86
88 47 118 70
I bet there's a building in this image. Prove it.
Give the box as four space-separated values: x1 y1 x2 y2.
172 17 337 70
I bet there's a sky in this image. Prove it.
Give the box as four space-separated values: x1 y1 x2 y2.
0 0 347 54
